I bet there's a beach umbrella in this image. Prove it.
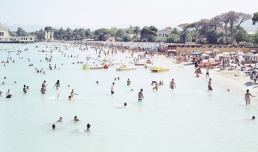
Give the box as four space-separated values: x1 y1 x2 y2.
230 52 236 54
254 54 258 57
250 50 256 53
205 51 212 54
243 54 254 57
221 55 231 58
236 50 242 53
222 52 230 55
237 52 245 56
171 49 177 52
213 49 219 52
167 49 172 52
201 54 208 56
217 54 222 57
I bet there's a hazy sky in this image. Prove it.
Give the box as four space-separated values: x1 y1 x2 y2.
0 0 257 28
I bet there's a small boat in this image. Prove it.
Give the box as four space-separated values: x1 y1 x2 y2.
202 62 220 67
116 65 136 71
150 67 170 72
90 65 104 69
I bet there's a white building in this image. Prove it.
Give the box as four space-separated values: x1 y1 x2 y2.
157 26 173 38
0 23 11 41
19 36 35 43
45 31 54 40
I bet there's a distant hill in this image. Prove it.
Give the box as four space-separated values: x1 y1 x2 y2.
241 19 258 33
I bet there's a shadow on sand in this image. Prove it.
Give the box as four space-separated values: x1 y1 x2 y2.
243 82 254 86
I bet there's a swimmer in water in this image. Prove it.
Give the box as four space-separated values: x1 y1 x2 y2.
96 81 99 84
127 79 131 85
74 116 79 121
124 102 127 106
23 85 27 93
153 82 158 91
53 80 61 90
70 89 78 99
170 79 176 89
0 91 2 95
52 124 56 130
42 80 47 88
57 117 63 122
252 116 255 120
6 89 13 98
87 123 91 131
138 89 144 102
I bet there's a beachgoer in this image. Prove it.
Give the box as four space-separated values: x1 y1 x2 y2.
42 80 47 88
138 89 144 102
74 116 79 121
96 81 99 84
127 79 131 85
124 102 127 106
153 82 158 91
206 66 210 79
52 124 55 130
87 123 91 131
57 117 63 122
53 80 61 90
208 78 213 91
0 91 2 95
252 116 255 120
111 82 115 94
23 85 27 93
6 89 13 98
170 79 176 89
70 89 78 99
245 89 255 105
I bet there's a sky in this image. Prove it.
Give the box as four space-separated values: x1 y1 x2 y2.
0 0 257 30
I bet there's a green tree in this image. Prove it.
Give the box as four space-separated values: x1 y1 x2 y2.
116 29 126 38
133 26 141 35
253 31 258 45
44 26 53 32
166 34 179 43
235 27 248 43
140 26 158 42
85 28 92 38
16 27 28 36
252 12 258 25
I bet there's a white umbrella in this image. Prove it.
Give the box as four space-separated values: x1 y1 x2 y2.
250 50 257 53
167 49 172 52
217 54 222 57
213 49 220 52
230 52 236 54
236 50 242 53
205 51 212 54
222 52 230 55
171 49 177 52
237 52 245 56
254 54 258 57
201 54 208 56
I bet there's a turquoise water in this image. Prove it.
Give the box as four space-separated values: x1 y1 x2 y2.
0 43 258 152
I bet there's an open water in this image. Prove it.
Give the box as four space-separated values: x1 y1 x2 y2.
0 43 258 152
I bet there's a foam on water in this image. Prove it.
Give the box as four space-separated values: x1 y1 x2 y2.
0 43 258 151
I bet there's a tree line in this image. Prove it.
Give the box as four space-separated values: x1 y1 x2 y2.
8 11 258 46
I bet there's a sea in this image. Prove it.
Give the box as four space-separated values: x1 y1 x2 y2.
0 43 258 152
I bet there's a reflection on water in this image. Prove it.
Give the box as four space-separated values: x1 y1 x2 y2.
0 43 258 151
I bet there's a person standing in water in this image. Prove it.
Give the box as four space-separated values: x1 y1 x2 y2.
70 89 78 99
42 80 47 88
245 89 255 105
53 80 61 90
206 66 210 79
87 123 91 131
6 89 13 98
208 78 213 91
23 85 27 93
138 89 144 102
111 82 115 94
170 79 176 89
127 79 131 85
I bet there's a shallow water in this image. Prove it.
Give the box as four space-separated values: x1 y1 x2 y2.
0 43 258 152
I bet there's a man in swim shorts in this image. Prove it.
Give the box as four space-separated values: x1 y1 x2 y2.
245 89 255 105
170 79 176 89
206 66 210 79
208 78 213 91
138 89 144 102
